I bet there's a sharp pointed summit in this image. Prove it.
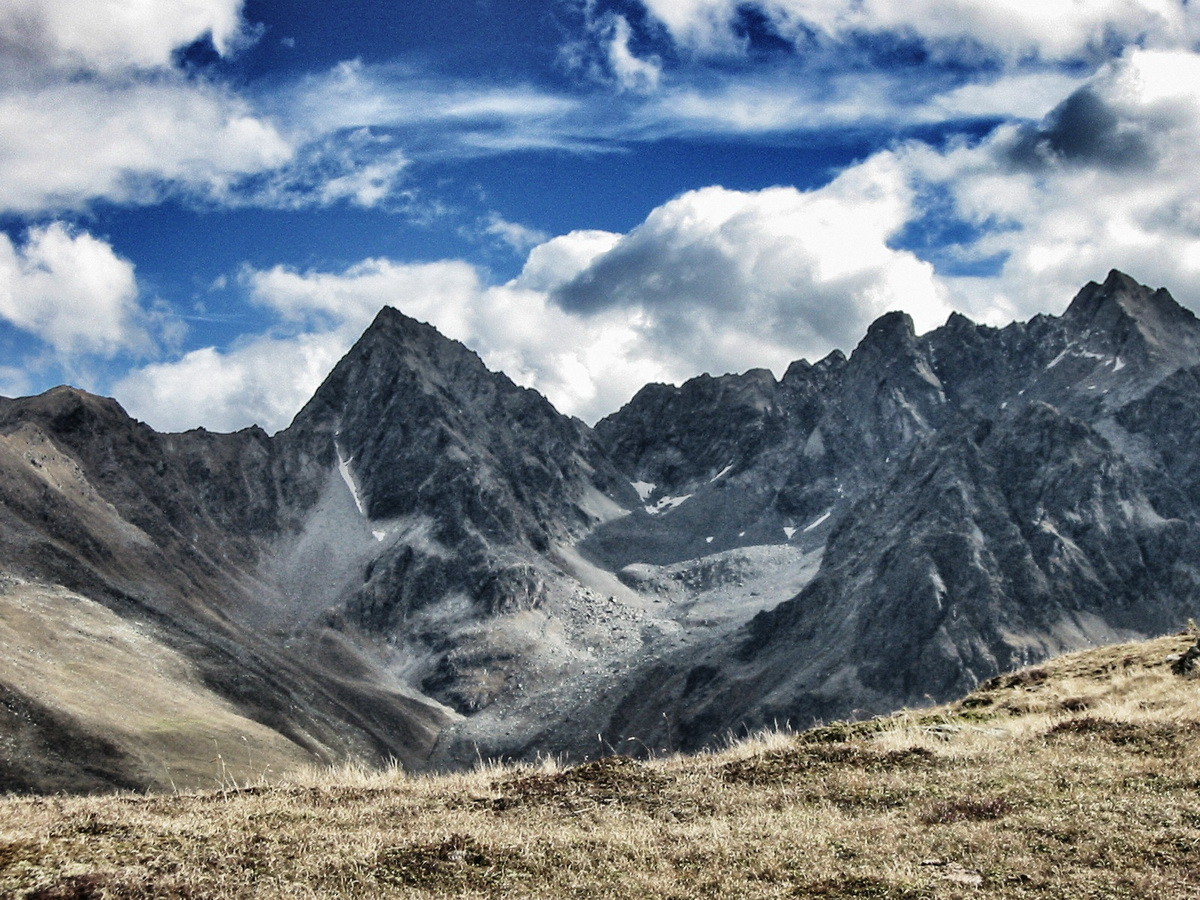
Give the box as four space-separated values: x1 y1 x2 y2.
1064 269 1200 348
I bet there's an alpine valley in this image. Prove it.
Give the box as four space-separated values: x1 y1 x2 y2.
3 269 1200 793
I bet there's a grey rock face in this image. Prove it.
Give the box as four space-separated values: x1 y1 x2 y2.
285 308 630 545
271 308 637 712
594 368 783 492
588 271 1200 749
733 401 1193 713
283 308 630 563
1115 365 1200 514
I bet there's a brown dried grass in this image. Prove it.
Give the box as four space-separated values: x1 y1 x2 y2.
2 632 1200 898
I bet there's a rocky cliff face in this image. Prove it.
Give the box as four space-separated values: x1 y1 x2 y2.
282 308 630 547
3 270 1200 791
271 308 638 712
585 271 1200 750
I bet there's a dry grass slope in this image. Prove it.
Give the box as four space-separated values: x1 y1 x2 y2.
0 580 318 793
3 631 1200 898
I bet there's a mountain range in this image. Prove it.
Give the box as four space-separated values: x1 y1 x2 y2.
3 269 1199 792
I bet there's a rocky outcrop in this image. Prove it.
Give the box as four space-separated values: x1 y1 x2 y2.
594 368 783 492
283 307 632 542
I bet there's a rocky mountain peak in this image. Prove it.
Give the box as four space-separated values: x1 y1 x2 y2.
780 351 849 390
355 305 475 369
845 309 940 393
781 358 812 382
8 271 1200 790
0 386 132 435
1063 269 1150 319
283 304 626 536
817 348 847 369
286 307 493 438
268 303 638 659
839 309 946 448
594 368 783 490
1063 269 1199 346
854 310 917 354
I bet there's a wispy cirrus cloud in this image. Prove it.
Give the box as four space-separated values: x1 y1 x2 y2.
267 53 1085 166
267 59 603 157
621 68 1087 137
543 0 1190 144
220 128 411 211
0 0 1141 223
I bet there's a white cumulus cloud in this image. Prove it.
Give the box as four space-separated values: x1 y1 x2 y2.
898 48 1200 320
0 79 293 214
102 38 1200 436
636 0 1197 61
117 255 660 432
246 258 485 338
114 334 351 434
0 0 303 216
0 223 144 355
513 230 623 292
0 0 246 77
554 155 952 375
0 2 417 217
114 156 959 431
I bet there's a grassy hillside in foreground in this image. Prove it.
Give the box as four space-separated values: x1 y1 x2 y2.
3 631 1200 899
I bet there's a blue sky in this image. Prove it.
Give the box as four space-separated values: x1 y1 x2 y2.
2 0 1200 431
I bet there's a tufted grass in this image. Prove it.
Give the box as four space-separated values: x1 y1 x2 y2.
2 631 1199 898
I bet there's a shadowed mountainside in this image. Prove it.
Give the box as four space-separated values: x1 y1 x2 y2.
3 271 1200 790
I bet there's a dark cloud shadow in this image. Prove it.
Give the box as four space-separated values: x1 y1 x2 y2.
1004 86 1154 171
553 236 743 316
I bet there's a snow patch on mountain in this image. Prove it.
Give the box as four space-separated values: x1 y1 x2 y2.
632 481 656 501
646 494 691 515
709 464 734 483
335 441 367 517
804 510 832 532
